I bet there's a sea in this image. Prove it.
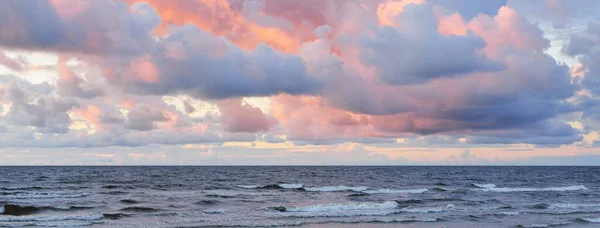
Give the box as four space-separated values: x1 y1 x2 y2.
0 166 599 227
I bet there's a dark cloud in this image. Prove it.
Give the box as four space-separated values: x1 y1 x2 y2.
0 0 66 50
0 0 158 55
183 100 196 114
360 4 503 85
566 22 600 96
124 105 168 131
105 26 322 99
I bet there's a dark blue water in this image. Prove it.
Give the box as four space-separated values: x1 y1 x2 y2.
0 166 599 227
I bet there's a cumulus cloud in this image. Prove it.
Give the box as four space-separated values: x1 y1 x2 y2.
124 104 168 131
216 98 277 133
1 81 77 134
432 0 507 20
104 26 321 99
0 0 594 154
0 0 158 55
360 3 503 85
56 57 104 99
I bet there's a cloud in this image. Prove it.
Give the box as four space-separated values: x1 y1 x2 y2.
361 3 503 85
1 81 77 134
98 26 322 100
124 104 168 131
0 52 25 71
56 57 104 99
565 22 600 95
216 98 277 133
0 0 158 55
0 0 593 153
432 0 507 20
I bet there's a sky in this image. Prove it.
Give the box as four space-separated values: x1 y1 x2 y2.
1 0 600 165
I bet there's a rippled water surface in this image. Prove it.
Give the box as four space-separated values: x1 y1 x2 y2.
0 166 599 227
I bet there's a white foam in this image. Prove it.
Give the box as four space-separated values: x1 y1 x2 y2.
474 185 587 193
400 204 454 213
278 184 303 189
579 217 600 223
518 222 572 228
304 186 368 192
286 209 400 218
286 201 398 213
549 203 600 209
236 185 260 189
363 188 428 194
473 183 497 189
0 213 103 222
34 221 95 227
203 209 226 214
379 218 439 223
498 211 520 216
0 192 90 199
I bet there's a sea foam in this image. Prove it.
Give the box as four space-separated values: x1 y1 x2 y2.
578 217 600 223
472 184 587 192
363 188 428 194
285 201 399 213
0 213 103 222
304 186 369 192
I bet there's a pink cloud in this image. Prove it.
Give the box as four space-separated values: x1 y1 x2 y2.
217 98 277 133
468 6 548 56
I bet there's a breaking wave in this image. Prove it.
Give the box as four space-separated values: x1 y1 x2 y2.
577 217 600 223
362 188 428 194
236 183 304 190
472 184 587 193
0 213 103 222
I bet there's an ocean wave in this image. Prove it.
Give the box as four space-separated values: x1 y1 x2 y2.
119 206 160 213
204 190 270 198
237 184 428 195
373 218 439 223
0 213 103 222
119 199 140 204
203 209 226 214
283 209 400 218
236 185 261 189
496 211 520 216
577 217 600 223
201 217 439 227
0 192 89 199
195 200 219 205
236 183 304 190
472 183 497 189
8 221 95 227
102 213 131 220
362 188 428 194
0 187 46 191
525 202 600 215
276 201 399 213
472 184 587 193
304 186 369 192
516 222 572 228
548 203 600 209
1 204 95 216
431 187 449 192
400 204 455 213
